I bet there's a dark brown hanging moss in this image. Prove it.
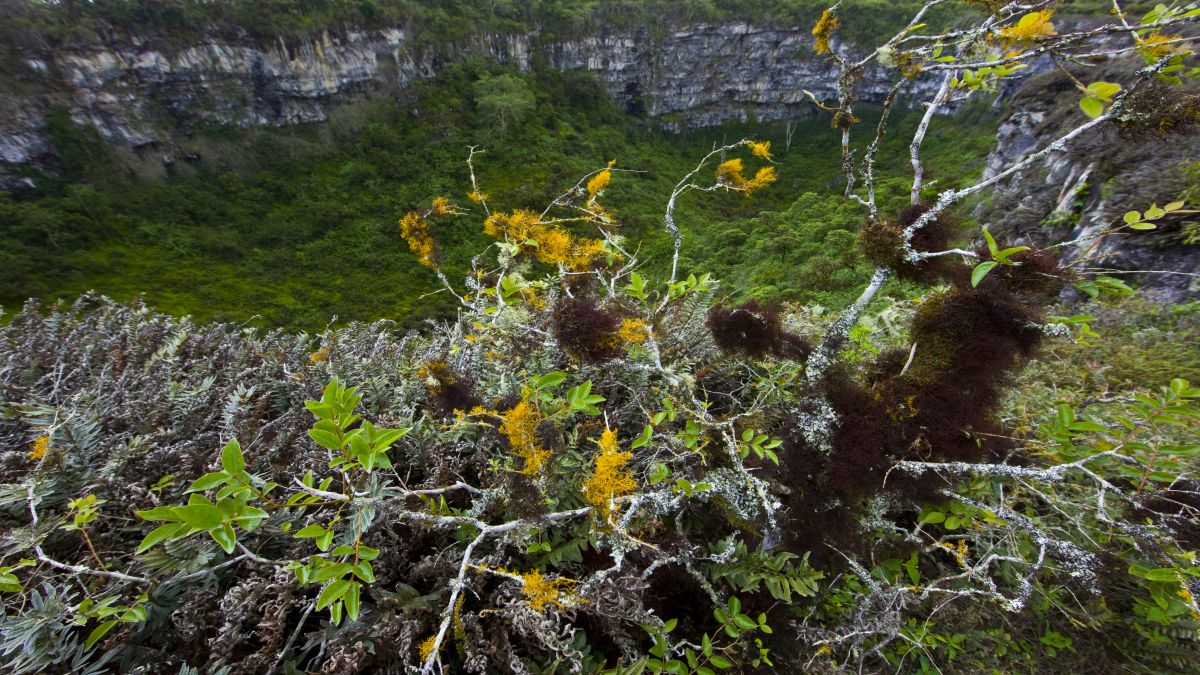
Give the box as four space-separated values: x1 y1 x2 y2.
779 266 1062 557
859 205 962 284
967 248 1074 298
707 300 811 360
551 296 624 363
420 361 483 419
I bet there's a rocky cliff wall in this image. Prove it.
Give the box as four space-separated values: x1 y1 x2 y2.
0 22 942 183
976 66 1199 301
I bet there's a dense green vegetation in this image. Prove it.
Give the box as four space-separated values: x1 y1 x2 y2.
1 0 966 50
1 64 996 331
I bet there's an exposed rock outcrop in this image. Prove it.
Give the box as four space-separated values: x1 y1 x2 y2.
0 22 944 183
975 66 1199 301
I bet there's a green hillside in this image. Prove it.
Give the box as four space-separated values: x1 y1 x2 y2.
1 64 996 330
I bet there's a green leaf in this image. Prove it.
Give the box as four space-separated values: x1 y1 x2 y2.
136 522 186 554
344 581 361 621
733 614 758 630
971 261 998 287
308 429 341 450
85 620 118 649
920 511 946 524
313 563 353 584
982 226 999 256
1123 211 1142 224
209 524 237 554
295 524 327 538
536 372 568 388
1129 222 1157 230
317 580 352 610
220 439 245 473
352 561 376 583
1086 81 1121 101
1165 200 1186 211
316 528 335 552
1144 568 1182 582
994 245 1029 262
632 424 654 449
172 504 225 530
708 654 734 669
1079 96 1104 119
649 463 670 485
188 471 229 493
135 506 181 523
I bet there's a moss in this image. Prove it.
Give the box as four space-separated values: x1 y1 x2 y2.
859 204 963 284
706 300 811 360
1115 85 1200 141
551 296 624 363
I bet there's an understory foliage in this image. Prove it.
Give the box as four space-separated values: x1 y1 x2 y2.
1 2 1199 674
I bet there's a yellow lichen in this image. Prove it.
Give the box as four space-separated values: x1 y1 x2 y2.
500 398 551 477
483 209 611 271
995 10 1056 46
467 190 489 204
1136 31 1185 61
418 634 441 662
617 318 649 345
400 211 438 268
748 166 777 190
309 346 330 364
582 427 637 526
748 140 772 159
716 158 745 185
430 196 454 216
812 9 839 55
586 169 612 198
716 159 777 194
519 569 577 612
452 593 466 651
521 287 546 309
29 435 49 461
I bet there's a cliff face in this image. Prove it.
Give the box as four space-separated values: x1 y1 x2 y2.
976 68 1199 301
0 23 939 183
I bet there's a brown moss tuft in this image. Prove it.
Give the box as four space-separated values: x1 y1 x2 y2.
859 205 962 284
706 300 811 360
1116 85 1200 141
420 361 483 419
967 248 1073 298
551 296 624 363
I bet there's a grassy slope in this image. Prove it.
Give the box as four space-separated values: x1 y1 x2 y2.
1 64 997 331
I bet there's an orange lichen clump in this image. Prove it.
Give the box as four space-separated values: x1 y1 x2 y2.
812 9 839 55
582 427 637 526
483 209 611 271
519 569 578 612
29 435 49 461
500 398 551 477
748 140 772 159
418 634 441 662
716 159 777 193
617 318 650 345
995 10 1056 46
400 211 438 268
586 169 612 198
